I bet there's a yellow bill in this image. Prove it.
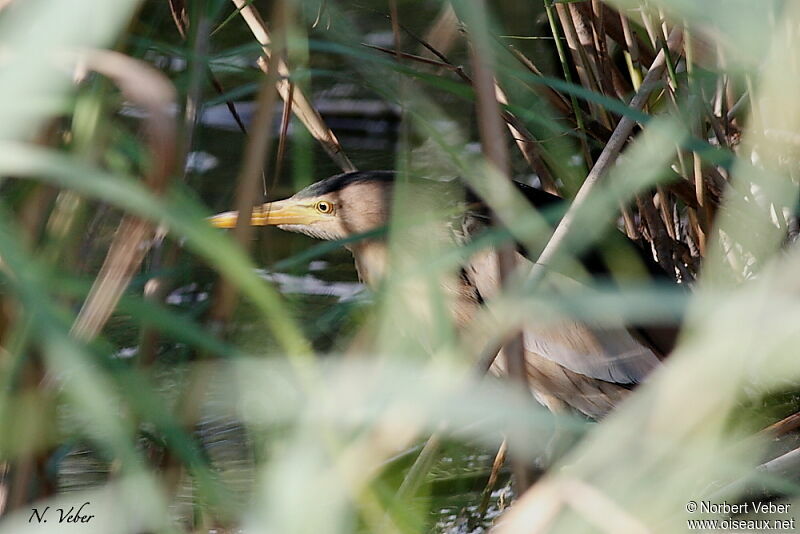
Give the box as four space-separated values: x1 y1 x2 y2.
208 200 323 229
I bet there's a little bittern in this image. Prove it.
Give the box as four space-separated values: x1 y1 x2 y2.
211 171 678 418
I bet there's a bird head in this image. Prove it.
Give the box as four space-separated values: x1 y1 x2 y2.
209 171 396 241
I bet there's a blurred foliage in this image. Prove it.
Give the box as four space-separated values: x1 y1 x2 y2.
0 0 799 533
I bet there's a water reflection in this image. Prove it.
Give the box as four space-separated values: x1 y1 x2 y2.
255 269 364 302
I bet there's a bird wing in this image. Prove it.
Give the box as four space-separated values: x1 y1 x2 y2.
465 248 662 385
460 178 681 383
521 311 661 384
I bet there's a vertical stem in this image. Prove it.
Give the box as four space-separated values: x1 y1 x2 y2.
590 0 617 100
139 0 210 366
464 0 531 492
685 26 708 255
620 11 642 90
210 28 282 324
273 80 294 187
544 0 592 168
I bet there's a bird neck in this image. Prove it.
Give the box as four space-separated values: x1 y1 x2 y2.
346 241 389 288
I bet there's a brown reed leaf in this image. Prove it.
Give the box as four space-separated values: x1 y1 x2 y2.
71 50 177 341
230 0 357 173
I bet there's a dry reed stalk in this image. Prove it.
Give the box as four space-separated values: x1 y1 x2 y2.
269 0 301 191
477 439 508 519
587 2 656 65
210 36 282 324
389 0 401 60
711 444 800 506
171 0 251 136
230 0 356 172
542 0 593 168
311 0 328 29
647 102 684 269
656 186 677 240
691 154 708 255
494 84 560 195
567 4 604 90
139 1 213 366
272 80 294 189
160 17 286 510
682 30 710 256
620 205 640 240
589 1 619 100
759 411 800 438
639 6 660 49
0 462 6 515
168 0 188 39
71 50 176 341
496 476 653 534
704 99 730 148
167 1 251 143
362 43 464 70
526 26 684 288
391 321 540 507
495 479 565 533
619 10 642 76
72 218 157 341
554 2 593 91
637 194 675 274
366 35 559 194
466 0 532 492
506 46 572 116
556 3 610 128
5 120 108 515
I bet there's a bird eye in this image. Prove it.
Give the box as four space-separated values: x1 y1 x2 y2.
316 201 333 214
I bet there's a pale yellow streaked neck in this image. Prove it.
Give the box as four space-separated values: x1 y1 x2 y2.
347 241 389 288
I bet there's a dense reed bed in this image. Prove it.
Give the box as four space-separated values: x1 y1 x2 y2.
1 0 800 533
